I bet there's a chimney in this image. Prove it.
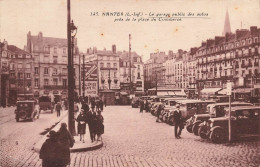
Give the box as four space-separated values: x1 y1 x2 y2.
38 32 43 41
235 29 249 40
3 39 8 50
214 36 224 45
112 44 116 54
250 26 257 35
201 41 206 47
206 39 215 47
27 31 32 53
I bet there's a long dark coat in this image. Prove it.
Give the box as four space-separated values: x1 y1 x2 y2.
96 114 104 135
57 128 74 166
39 138 60 167
76 113 87 134
173 109 182 125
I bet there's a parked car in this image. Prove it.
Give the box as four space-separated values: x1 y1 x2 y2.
39 96 53 113
131 97 140 108
186 102 253 136
204 106 260 143
167 99 215 126
15 100 40 122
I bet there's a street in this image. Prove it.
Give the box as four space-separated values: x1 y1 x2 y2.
0 106 260 167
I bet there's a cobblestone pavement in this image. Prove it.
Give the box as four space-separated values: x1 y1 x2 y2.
1 106 260 167
0 108 67 167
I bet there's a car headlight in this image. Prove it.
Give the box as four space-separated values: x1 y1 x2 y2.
203 121 206 125
210 122 214 127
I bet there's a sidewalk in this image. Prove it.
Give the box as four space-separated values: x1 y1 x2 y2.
33 110 103 153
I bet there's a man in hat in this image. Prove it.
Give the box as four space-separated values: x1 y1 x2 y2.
39 130 60 167
173 104 183 139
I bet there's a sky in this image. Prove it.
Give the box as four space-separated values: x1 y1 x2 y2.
0 0 260 61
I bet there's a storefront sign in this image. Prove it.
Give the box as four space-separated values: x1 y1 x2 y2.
85 81 97 96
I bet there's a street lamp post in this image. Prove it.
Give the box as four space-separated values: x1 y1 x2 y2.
82 54 85 97
67 0 77 135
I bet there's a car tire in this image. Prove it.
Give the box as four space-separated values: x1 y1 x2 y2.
198 125 208 139
168 116 175 126
210 128 226 143
186 125 193 133
192 123 200 136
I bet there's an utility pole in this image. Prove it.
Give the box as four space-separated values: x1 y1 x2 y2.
83 54 85 97
67 0 75 136
129 34 132 94
79 54 81 96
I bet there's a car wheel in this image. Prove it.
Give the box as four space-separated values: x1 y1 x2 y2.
169 116 175 126
186 125 193 133
198 125 208 139
192 123 200 136
210 128 226 143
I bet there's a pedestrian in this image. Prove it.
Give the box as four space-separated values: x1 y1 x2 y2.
99 99 104 112
56 102 62 117
173 104 183 139
74 102 79 120
39 130 60 167
104 98 107 107
57 123 75 166
91 98 96 112
96 110 104 141
82 101 90 114
86 109 95 142
76 110 87 143
145 100 149 112
92 111 98 141
156 104 163 122
140 100 144 113
96 99 100 112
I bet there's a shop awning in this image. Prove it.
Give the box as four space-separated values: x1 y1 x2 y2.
233 88 253 93
201 88 222 94
174 91 186 96
217 89 227 95
120 92 128 95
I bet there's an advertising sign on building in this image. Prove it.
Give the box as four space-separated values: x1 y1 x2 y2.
85 81 98 96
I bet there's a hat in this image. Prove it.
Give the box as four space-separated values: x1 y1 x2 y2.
176 104 180 108
47 130 58 138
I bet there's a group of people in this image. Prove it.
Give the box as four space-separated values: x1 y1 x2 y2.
40 123 74 167
139 99 150 113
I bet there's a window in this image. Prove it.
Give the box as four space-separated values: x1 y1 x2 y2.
35 67 39 74
113 63 117 68
138 65 140 70
63 48 66 54
35 79 39 87
53 78 58 86
26 63 31 69
138 72 141 78
63 79 67 87
18 63 23 69
18 73 23 79
45 46 49 52
107 63 111 68
114 72 117 77
62 68 67 74
54 48 57 54
26 73 31 79
107 56 110 60
44 79 49 86
44 67 49 74
53 56 58 63
53 68 58 75
100 63 104 68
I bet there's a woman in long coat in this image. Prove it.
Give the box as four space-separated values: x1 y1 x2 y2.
57 123 74 167
96 110 104 141
76 110 87 143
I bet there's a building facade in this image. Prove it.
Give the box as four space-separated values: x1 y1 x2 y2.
0 40 34 106
26 31 80 99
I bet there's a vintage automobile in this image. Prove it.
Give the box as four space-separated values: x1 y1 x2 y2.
131 97 140 108
39 96 53 113
203 106 260 143
187 102 253 135
15 100 40 122
167 99 215 126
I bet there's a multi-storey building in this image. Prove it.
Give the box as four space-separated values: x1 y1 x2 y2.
196 27 260 99
118 51 144 94
0 40 34 106
26 32 80 99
